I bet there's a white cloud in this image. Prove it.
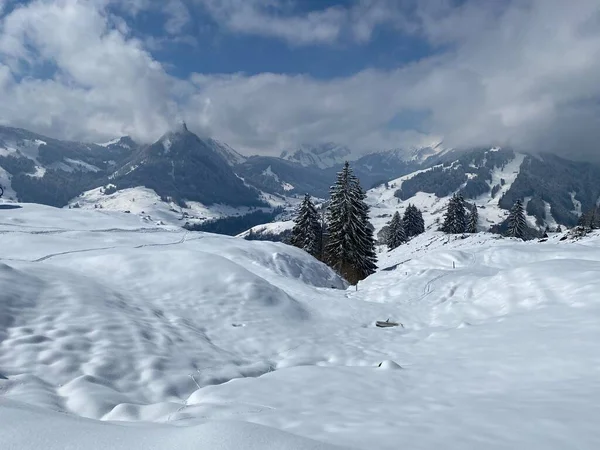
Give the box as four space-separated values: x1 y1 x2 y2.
0 0 180 141
0 0 599 161
196 0 345 45
163 0 192 35
194 0 406 46
179 0 600 158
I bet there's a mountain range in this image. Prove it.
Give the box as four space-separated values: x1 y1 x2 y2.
0 124 598 234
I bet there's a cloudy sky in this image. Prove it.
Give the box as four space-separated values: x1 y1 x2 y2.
0 0 599 158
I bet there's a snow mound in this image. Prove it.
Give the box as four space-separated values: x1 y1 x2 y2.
237 220 294 238
377 360 402 370
0 399 345 450
0 250 335 419
0 205 345 422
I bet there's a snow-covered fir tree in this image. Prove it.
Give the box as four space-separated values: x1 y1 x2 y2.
290 194 322 258
326 162 377 284
440 194 466 234
403 204 425 237
386 211 406 251
466 203 478 233
507 199 527 240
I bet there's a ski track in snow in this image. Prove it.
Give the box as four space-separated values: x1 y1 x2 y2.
2 205 600 449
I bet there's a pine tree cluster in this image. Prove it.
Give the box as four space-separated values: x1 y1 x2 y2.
290 162 377 285
440 194 467 234
402 204 425 237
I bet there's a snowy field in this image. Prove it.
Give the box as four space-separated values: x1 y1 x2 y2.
2 204 600 449
66 185 298 228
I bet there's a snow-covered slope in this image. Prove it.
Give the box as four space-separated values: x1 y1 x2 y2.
68 185 292 227
366 150 535 235
209 138 247 166
238 220 295 241
2 204 600 449
1 400 344 450
406 141 448 162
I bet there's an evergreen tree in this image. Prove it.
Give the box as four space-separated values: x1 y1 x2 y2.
414 206 425 235
386 211 406 251
290 194 322 257
440 194 466 234
507 199 527 240
326 162 377 284
466 203 478 233
403 204 425 237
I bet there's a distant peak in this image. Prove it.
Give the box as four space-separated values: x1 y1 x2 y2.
159 121 193 144
174 121 189 133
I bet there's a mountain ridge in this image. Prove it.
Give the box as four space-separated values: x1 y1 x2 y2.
0 124 599 233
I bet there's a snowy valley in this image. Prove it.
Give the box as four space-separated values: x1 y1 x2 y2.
3 0 600 448
2 204 600 449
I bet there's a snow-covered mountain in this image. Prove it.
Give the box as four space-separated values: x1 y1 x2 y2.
97 135 139 152
3 203 600 449
2 123 599 234
280 143 353 169
244 145 448 199
109 123 263 208
0 124 294 228
206 138 247 166
0 125 132 205
366 147 600 233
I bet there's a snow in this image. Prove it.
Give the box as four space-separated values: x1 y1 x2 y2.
49 161 75 172
97 137 123 147
262 165 296 192
209 139 247 166
110 163 140 179
281 144 352 169
0 145 15 156
163 137 172 153
2 204 600 449
238 220 295 238
263 165 279 180
408 140 449 162
15 138 45 161
68 185 296 227
544 200 558 228
571 191 583 216
1 399 342 450
64 158 101 172
27 165 46 178
0 166 16 200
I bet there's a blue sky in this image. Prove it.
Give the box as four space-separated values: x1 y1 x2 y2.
120 1 434 80
0 0 599 158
